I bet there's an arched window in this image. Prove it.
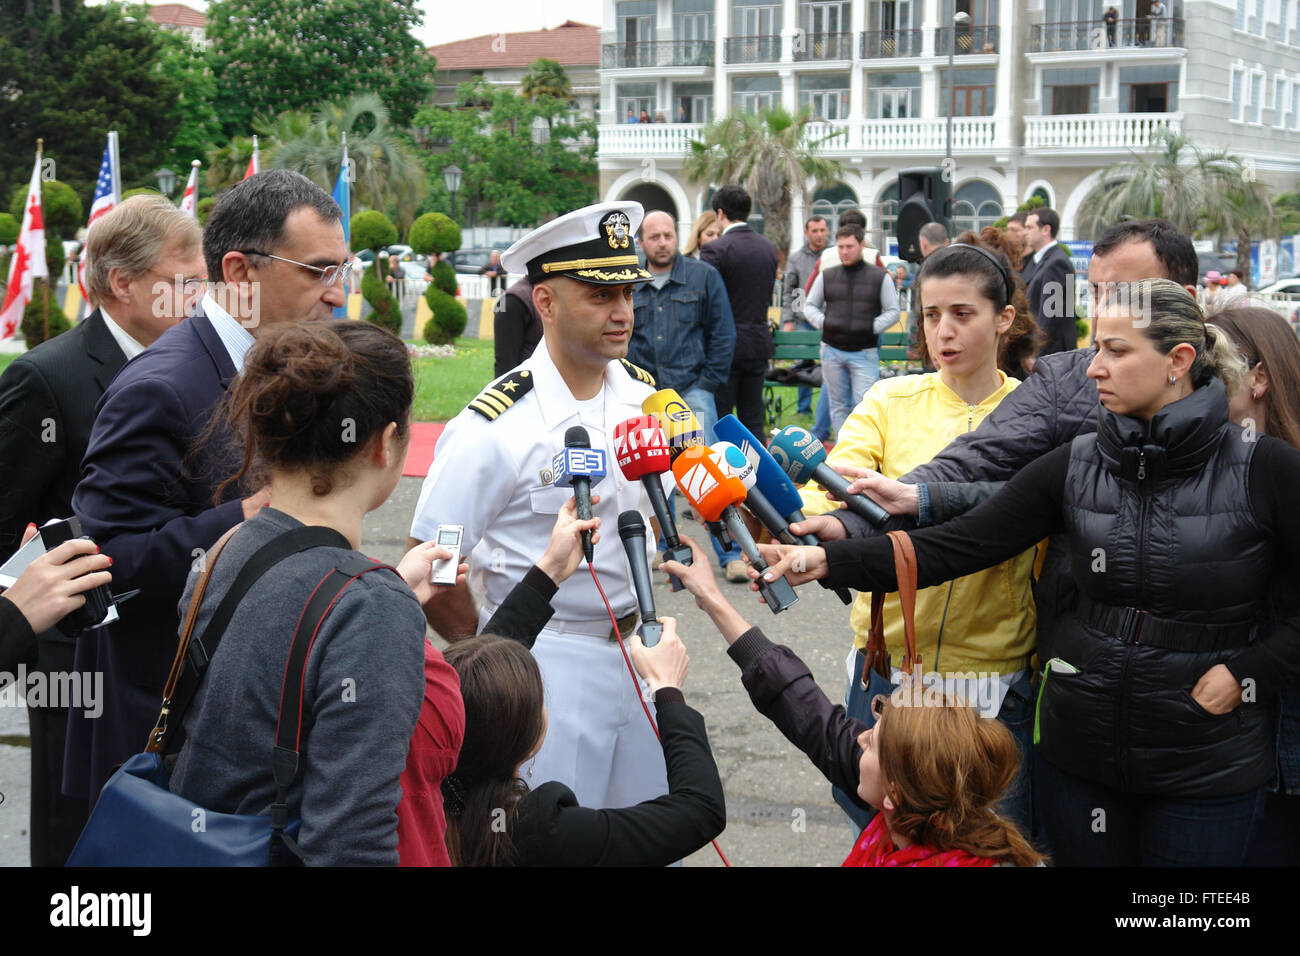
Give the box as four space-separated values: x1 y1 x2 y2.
809 183 859 233
879 181 900 243
952 180 1003 234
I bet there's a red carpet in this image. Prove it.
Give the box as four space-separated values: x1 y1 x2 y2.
403 422 446 477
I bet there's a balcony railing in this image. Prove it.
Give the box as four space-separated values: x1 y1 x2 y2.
598 117 998 157
1031 17 1185 52
792 31 853 61
724 34 782 63
601 40 716 69
860 28 923 58
934 24 999 55
1024 112 1182 149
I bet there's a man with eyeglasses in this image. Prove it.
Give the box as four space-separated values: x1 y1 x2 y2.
67 170 349 806
0 194 204 865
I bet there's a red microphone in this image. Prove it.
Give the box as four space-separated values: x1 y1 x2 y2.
672 447 798 613
614 416 693 589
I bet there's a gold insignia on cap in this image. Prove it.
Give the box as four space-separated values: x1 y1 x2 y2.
619 358 656 387
601 211 632 250
542 255 640 274
573 267 650 282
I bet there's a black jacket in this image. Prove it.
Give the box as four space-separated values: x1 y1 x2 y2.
479 567 727 866
699 223 779 363
0 308 127 673
1025 242 1077 356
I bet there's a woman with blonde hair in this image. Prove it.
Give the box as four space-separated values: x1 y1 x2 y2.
758 279 1300 866
683 211 721 258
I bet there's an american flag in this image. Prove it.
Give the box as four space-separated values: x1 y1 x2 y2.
78 135 119 303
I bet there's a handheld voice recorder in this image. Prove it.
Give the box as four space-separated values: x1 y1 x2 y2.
429 524 464 586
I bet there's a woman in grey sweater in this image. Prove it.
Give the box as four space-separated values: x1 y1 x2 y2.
169 321 458 865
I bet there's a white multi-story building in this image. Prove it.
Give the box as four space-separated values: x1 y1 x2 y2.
596 0 1300 247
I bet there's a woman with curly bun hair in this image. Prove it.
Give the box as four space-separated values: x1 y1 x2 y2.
169 321 466 866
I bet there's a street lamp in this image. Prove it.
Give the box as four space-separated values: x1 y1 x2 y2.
154 166 177 196
945 10 972 168
443 164 463 222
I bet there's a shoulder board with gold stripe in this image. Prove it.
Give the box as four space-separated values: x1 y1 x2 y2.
467 369 534 421
619 358 656 387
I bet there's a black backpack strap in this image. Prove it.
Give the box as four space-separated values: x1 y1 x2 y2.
170 526 352 738
267 554 397 865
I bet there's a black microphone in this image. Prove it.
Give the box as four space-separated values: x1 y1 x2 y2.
554 425 607 564
741 486 854 606
618 511 662 648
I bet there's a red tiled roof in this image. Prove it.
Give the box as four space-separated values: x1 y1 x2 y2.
427 20 598 69
147 3 207 28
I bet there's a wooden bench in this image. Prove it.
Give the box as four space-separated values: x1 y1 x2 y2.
763 330 821 430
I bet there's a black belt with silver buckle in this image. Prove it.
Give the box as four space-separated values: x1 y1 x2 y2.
609 612 638 642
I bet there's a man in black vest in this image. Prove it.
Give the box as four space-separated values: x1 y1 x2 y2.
803 224 899 435
0 194 205 865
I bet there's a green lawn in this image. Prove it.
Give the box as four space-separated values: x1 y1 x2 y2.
1 337 818 431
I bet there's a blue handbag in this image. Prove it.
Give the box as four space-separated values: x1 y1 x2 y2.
68 525 393 867
832 531 920 831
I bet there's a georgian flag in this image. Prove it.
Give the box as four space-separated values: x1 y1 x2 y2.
0 154 48 341
242 135 260 180
179 162 200 218
78 137 119 302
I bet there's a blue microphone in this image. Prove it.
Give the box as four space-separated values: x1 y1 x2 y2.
768 425 889 529
713 416 854 604
553 425 607 563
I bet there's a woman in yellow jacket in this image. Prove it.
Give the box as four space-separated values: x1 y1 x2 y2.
798 237 1042 832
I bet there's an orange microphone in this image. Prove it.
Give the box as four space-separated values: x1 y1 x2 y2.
672 447 798 614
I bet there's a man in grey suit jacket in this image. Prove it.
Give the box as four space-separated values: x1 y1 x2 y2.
0 195 204 865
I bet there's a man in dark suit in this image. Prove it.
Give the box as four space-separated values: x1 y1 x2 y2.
67 170 349 804
0 194 204 863
1023 207 1077 356
699 184 780 440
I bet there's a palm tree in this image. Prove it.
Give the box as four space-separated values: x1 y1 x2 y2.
260 93 428 230
1077 128 1241 238
683 106 845 261
520 59 572 103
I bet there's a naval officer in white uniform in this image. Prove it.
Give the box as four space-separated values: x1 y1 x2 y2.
408 201 671 810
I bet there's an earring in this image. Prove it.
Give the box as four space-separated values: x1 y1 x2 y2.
1168 375 1176 386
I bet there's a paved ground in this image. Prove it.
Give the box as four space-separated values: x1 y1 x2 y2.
0 476 858 867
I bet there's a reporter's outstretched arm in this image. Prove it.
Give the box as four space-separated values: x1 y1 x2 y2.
481 497 600 649
660 535 752 644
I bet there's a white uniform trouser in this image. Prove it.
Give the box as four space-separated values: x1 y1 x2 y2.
487 614 669 810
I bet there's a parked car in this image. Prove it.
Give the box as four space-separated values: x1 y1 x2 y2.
450 247 497 272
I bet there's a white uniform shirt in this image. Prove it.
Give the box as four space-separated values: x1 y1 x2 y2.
411 339 656 625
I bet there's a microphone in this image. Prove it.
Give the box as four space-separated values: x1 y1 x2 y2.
552 425 606 563
713 416 854 605
672 446 798 614
642 388 704 461
617 511 662 648
614 415 693 591
768 425 890 529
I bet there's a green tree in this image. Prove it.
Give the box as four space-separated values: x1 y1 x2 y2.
351 209 398 255
205 135 258 193
0 2 182 206
520 58 572 104
415 82 598 227
8 180 83 239
684 106 845 260
993 194 1045 230
1273 192 1300 235
408 212 461 257
206 0 433 138
153 27 224 181
0 212 18 245
263 93 427 230
1077 129 1241 238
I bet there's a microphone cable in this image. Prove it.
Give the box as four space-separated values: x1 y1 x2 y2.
586 559 731 868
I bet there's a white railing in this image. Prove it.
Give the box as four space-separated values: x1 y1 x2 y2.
598 117 999 158
598 123 705 156
1024 113 1181 150
453 273 523 300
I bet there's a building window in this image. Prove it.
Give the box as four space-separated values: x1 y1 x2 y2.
1044 0 1091 23
1293 80 1300 128
733 0 782 36
879 182 899 242
800 73 851 120
617 82 657 120
868 71 921 118
1230 67 1245 122
1250 71 1264 122
1235 0 1247 29
1274 75 1288 126
1044 68 1099 114
732 74 781 113
618 0 657 50
673 82 714 122
675 0 713 43
938 68 996 117
1119 65 1178 112
952 181 1004 235
1253 0 1265 34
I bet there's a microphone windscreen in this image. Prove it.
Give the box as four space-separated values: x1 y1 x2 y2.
564 425 591 449
642 388 703 458
614 415 671 480
671 446 746 522
618 511 647 540
713 442 757 490
714 415 805 517
767 425 828 486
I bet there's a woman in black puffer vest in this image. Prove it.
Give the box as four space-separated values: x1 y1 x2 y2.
754 279 1300 866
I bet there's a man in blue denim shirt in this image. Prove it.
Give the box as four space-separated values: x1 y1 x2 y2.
630 210 746 579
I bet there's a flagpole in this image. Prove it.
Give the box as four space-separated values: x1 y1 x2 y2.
252 134 259 174
37 139 49 342
108 130 121 205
